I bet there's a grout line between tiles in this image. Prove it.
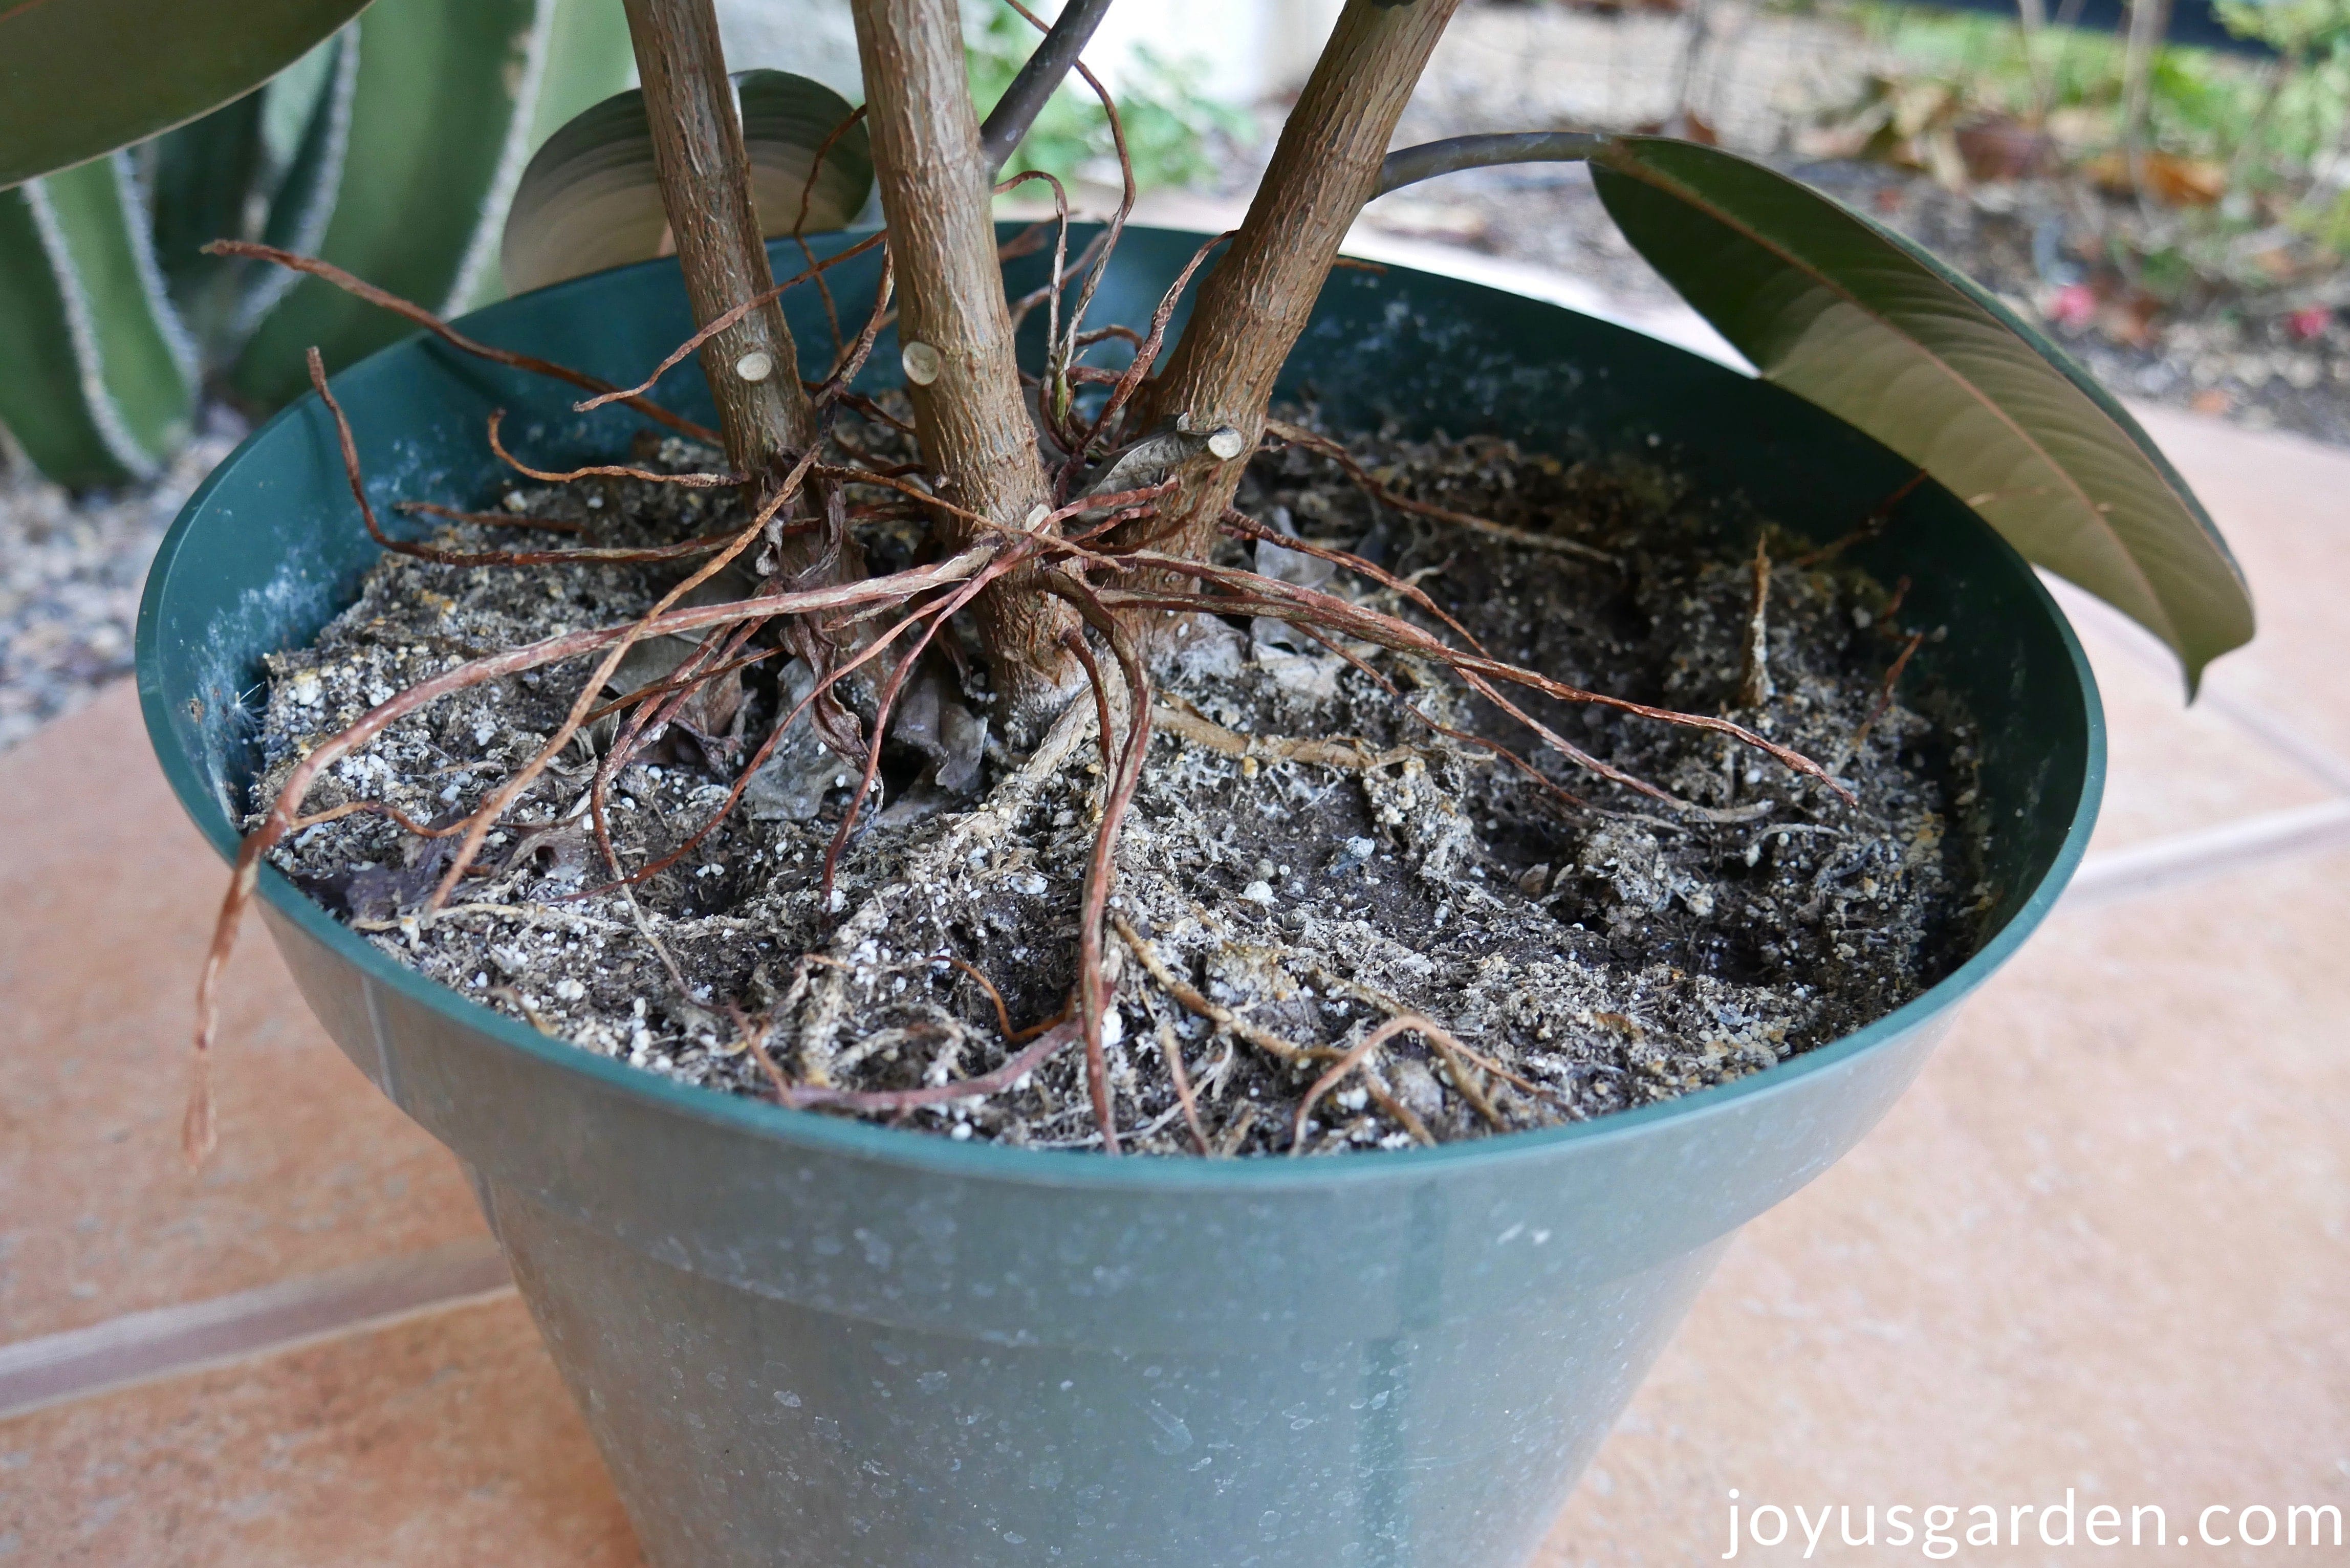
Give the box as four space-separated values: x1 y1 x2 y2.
2048 579 2350 796
0 1238 512 1423
2182 686 2350 799
2064 799 2350 909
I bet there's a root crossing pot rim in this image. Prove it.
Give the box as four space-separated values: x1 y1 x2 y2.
133 225 2107 1195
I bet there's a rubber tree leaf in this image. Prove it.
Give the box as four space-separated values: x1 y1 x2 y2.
1588 136 2254 690
0 0 369 189
0 155 197 488
501 70 872 297
232 0 635 408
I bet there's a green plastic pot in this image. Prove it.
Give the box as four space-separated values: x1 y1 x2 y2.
137 228 2102 1567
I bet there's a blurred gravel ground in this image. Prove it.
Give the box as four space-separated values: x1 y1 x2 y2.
0 418 242 752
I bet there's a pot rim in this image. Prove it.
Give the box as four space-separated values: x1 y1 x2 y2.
135 235 2107 1195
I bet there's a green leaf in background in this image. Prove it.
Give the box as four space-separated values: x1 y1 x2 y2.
231 0 636 408
1589 136 2255 690
145 94 269 344
500 69 872 297
0 0 370 189
0 155 198 488
966 10 1254 192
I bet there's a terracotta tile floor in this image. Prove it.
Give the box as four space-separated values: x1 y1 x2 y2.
5 1297 637 1568
4 365 2345 1563
0 689 488 1346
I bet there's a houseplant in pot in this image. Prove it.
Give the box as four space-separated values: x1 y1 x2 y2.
98 0 2258 1560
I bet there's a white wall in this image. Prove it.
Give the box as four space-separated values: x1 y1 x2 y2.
713 0 1342 105
715 0 865 98
1079 0 1342 102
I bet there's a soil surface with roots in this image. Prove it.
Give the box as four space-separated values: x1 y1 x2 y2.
252 409 1987 1156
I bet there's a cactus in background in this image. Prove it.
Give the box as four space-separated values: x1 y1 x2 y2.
231 0 639 407
0 155 200 489
145 36 354 369
0 0 636 488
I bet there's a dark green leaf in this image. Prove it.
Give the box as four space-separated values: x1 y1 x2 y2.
1590 136 2253 689
0 0 368 188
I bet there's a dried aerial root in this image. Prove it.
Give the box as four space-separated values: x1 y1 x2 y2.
1047 576 1157 1156
1111 916 1323 1066
1094 548 1852 808
1220 508 1494 660
486 409 743 489
1155 1013 1211 1155
570 232 888 415
308 356 757 569
1264 419 1617 567
1848 628 1926 764
1151 700 1429 773
1113 916 1428 1152
780 1021 1082 1113
1793 467 1929 568
1291 1015 1452 1155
